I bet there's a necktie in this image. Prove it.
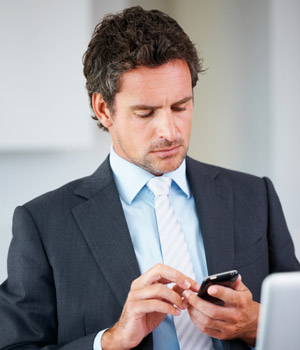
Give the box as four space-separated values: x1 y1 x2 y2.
147 176 214 350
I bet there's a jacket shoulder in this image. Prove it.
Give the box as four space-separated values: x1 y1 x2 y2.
23 176 89 213
186 156 268 194
22 156 113 212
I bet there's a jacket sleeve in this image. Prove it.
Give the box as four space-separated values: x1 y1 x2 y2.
263 177 300 272
0 206 96 350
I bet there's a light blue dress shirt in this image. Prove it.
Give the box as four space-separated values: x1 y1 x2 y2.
94 146 213 350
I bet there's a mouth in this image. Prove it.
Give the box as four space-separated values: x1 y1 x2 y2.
151 145 181 157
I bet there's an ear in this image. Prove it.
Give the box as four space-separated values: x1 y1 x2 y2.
92 93 113 129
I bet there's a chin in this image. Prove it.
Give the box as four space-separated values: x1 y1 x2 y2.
155 158 184 174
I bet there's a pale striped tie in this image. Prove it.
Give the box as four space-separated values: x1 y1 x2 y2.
147 176 214 350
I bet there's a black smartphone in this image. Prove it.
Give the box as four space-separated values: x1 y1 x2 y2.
197 270 239 305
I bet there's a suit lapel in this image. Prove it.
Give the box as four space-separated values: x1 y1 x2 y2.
71 156 235 315
72 157 140 308
187 157 235 275
70 156 233 350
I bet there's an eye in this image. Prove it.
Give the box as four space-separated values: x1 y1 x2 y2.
172 105 186 112
135 110 154 118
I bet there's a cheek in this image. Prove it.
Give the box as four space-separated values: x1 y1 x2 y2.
133 119 156 139
124 121 154 150
178 115 192 137
116 117 141 142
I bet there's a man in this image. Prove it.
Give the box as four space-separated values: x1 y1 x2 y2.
0 6 299 350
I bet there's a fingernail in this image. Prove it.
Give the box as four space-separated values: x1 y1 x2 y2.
209 286 217 295
184 280 191 288
195 282 201 290
183 290 192 299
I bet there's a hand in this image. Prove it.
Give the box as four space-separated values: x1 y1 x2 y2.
182 275 260 347
101 263 199 350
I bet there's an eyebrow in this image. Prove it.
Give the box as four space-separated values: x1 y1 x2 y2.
130 96 193 111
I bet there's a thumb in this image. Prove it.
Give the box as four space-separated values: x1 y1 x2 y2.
233 274 245 291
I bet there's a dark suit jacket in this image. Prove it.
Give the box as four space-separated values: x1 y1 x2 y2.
0 156 299 350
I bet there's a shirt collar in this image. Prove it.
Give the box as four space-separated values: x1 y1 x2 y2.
109 145 191 204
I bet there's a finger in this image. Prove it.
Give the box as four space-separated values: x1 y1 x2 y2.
187 307 233 341
183 290 230 320
188 298 256 341
183 290 214 313
172 284 184 296
129 299 182 317
172 280 201 296
188 303 226 332
202 287 253 323
132 263 197 291
130 284 187 310
233 275 247 291
182 293 230 338
207 280 245 307
154 264 197 290
171 285 189 309
183 291 239 337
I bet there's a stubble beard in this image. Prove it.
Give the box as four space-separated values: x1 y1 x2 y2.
117 136 189 175
139 151 187 175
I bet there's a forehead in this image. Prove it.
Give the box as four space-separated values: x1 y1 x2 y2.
116 60 193 105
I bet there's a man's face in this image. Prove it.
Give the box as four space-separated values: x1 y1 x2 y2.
108 60 193 175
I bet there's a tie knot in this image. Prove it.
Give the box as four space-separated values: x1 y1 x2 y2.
147 176 172 197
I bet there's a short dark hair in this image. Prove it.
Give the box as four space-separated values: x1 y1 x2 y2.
83 6 204 131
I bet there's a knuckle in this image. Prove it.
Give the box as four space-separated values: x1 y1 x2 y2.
130 279 138 290
218 333 227 340
242 297 250 309
202 317 213 328
153 263 164 276
127 289 137 301
208 308 218 319
230 312 239 323
225 325 236 337
155 262 164 270
197 323 208 333
173 268 180 276
201 325 213 335
155 283 165 295
221 322 237 338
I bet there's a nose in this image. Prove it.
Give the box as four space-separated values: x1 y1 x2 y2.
156 110 177 141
